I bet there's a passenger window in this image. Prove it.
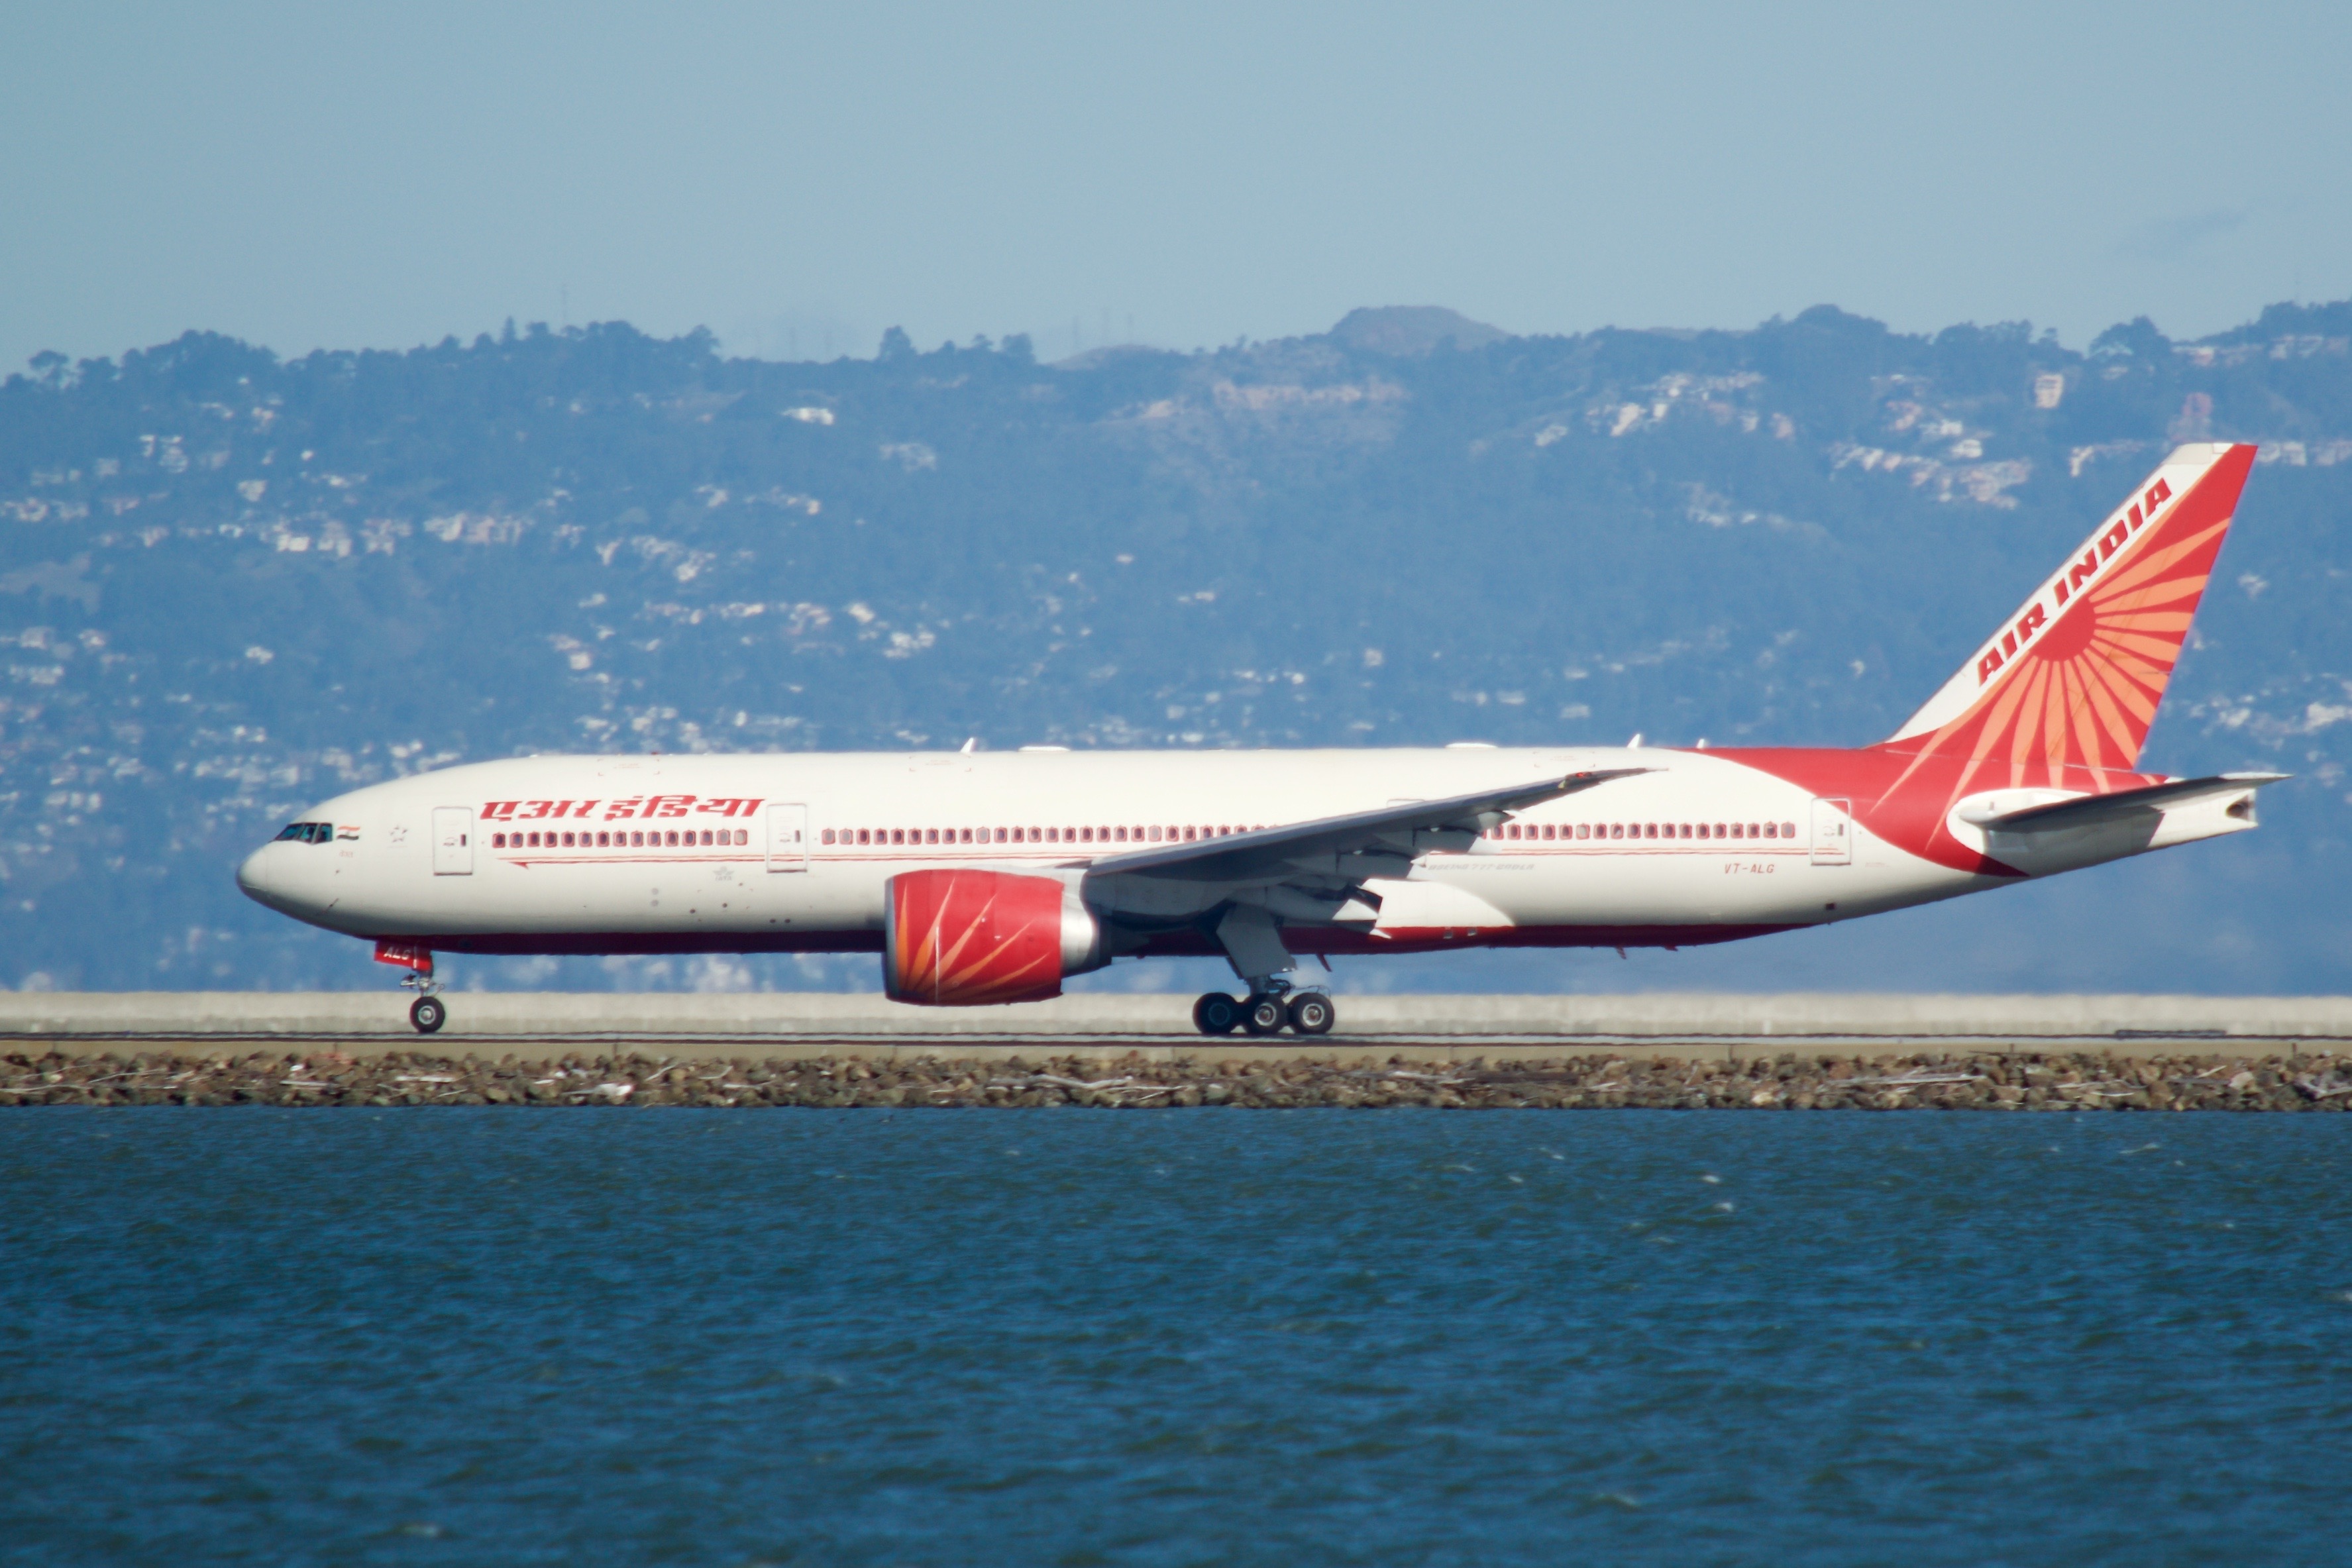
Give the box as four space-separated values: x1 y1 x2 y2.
1575 824 1588 839
1764 823 1777 838
1782 821 1797 838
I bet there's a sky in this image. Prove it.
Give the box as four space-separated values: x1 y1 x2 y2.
4 1 2347 372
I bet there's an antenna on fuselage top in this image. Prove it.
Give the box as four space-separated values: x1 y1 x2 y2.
1629 733 1644 748
960 737 978 754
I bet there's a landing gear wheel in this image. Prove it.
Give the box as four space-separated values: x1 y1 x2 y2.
1241 993 1287 1036
1193 992 1242 1035
409 995 447 1034
1286 992 1335 1036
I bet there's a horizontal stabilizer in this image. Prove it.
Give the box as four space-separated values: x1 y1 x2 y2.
1963 772 2287 834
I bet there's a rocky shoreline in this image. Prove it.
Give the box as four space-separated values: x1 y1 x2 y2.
5 1049 2352 1110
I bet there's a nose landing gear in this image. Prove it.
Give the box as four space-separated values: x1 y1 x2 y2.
376 939 445 1033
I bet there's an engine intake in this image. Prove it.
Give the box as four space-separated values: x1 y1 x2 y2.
882 869 1106 1006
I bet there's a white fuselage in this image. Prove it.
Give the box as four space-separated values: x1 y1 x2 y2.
237 745 2014 961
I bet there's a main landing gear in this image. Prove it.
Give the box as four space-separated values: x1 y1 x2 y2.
1193 987 1336 1037
1199 904 1333 1037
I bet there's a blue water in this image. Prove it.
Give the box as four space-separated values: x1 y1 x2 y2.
5 1112 2349 1566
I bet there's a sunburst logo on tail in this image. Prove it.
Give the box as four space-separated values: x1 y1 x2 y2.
1876 443 2255 803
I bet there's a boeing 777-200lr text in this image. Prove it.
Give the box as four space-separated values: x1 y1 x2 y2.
239 443 2279 1036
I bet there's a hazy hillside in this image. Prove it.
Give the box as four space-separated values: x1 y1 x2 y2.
5 300 2349 996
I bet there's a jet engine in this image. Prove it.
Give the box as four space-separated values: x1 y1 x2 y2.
882 868 1107 1006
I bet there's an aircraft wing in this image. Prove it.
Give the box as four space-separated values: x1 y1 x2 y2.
1083 768 1653 884
1971 772 2288 833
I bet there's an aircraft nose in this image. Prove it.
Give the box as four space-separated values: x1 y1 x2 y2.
236 845 273 900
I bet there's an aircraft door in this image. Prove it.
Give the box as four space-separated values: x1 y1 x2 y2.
1811 798 1853 866
765 802 809 872
431 808 474 875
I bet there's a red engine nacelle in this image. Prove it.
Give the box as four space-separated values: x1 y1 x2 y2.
882 869 1108 1006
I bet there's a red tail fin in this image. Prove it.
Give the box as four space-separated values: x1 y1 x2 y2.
1876 443 2255 787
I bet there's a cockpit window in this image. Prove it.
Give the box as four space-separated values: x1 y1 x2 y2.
275 822 334 845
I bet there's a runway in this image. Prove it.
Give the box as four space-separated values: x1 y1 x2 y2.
4 992 2348 1064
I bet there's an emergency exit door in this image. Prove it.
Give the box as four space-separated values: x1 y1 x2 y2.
765 802 808 872
431 807 473 875
1811 798 1854 866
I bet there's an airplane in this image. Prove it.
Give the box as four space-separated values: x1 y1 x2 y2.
238 442 2279 1037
